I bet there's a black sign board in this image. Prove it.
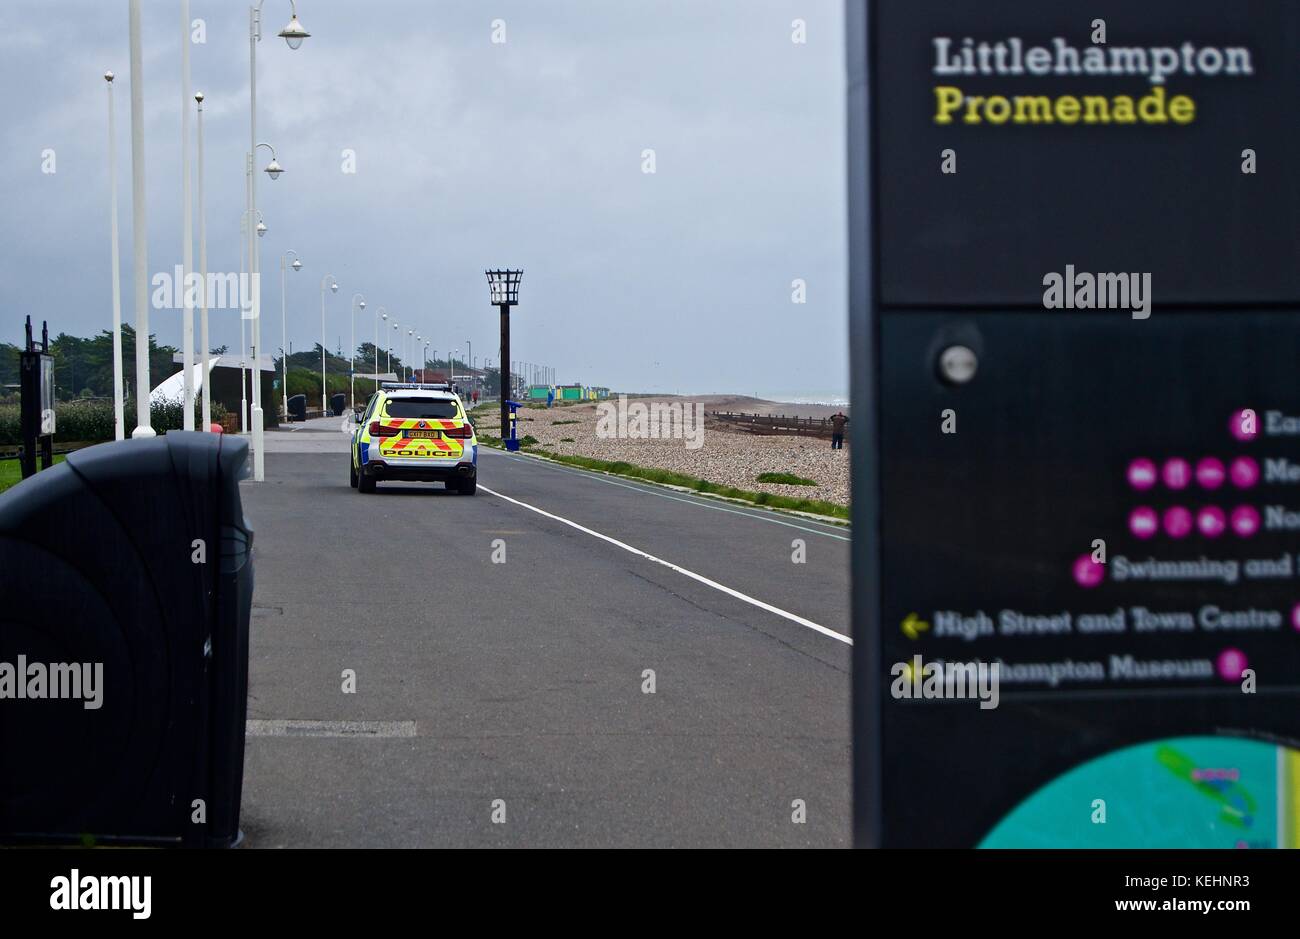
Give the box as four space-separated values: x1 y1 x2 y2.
18 316 54 479
850 1 1300 848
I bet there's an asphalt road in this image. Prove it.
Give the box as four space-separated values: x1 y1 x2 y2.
236 431 851 847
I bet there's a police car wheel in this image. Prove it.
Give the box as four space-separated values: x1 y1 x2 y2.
349 456 358 488
457 476 477 495
358 472 376 493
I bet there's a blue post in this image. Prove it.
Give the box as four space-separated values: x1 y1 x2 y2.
505 399 522 451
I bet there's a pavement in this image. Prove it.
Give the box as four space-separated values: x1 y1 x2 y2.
236 430 851 847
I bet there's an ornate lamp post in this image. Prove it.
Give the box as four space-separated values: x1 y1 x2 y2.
485 270 522 437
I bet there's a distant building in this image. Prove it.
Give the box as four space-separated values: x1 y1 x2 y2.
451 364 486 383
162 354 279 427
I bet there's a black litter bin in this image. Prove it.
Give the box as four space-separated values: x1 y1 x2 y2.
0 432 253 847
287 394 307 422
330 393 346 417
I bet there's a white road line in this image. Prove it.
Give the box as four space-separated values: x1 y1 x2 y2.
247 719 417 738
479 484 852 646
485 449 850 541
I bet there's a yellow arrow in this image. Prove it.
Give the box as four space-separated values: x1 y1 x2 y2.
901 612 930 640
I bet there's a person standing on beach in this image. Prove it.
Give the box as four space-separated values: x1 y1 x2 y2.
830 411 848 450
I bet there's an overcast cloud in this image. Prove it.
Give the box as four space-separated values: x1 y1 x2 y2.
0 0 846 398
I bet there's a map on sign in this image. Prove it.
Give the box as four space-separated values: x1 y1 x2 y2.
980 736 1300 848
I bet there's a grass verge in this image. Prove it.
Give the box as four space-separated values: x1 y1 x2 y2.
0 455 66 495
484 439 848 520
756 471 817 486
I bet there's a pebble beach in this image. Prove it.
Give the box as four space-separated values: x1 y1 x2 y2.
475 394 850 507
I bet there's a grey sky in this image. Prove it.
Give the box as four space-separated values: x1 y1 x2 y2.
1 0 847 398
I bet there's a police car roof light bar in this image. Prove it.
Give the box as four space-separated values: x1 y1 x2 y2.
380 382 452 392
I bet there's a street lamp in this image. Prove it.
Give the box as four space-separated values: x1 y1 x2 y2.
249 141 278 481
105 70 125 440
452 349 459 390
373 306 385 388
349 293 365 409
407 330 413 382
485 269 522 434
381 310 389 373
320 274 337 416
391 321 398 375
280 250 301 419
248 0 307 477
277 6 310 49
238 207 264 434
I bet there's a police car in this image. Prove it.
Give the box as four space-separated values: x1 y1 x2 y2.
350 383 477 494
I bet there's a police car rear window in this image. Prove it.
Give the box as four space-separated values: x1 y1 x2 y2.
384 398 459 419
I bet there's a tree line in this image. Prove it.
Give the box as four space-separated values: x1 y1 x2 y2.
1 327 487 401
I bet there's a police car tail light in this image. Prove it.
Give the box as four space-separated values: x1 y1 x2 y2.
443 424 472 439
369 421 399 438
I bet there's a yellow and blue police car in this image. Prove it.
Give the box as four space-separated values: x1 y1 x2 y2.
349 383 477 494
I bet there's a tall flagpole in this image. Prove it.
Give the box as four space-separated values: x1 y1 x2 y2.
128 0 153 438
197 92 210 430
180 0 195 429
105 71 125 440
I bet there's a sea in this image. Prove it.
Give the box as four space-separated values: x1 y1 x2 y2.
754 390 850 407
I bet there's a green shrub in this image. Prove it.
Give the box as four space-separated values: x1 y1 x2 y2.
0 397 234 446
285 367 351 409
0 406 18 446
756 471 818 486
